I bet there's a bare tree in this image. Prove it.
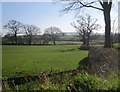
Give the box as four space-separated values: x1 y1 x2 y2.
23 25 40 45
4 20 22 44
71 15 100 46
59 0 112 48
44 27 63 45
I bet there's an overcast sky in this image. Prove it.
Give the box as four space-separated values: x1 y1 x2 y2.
1 0 119 35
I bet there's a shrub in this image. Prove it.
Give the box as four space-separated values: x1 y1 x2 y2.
67 72 104 92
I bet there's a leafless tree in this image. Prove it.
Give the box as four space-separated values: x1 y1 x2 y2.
71 15 100 46
44 27 63 45
23 25 40 45
4 20 22 44
59 0 112 48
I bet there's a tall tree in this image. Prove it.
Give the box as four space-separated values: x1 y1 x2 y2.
44 27 63 45
59 0 112 48
71 15 100 46
23 25 40 45
4 20 22 44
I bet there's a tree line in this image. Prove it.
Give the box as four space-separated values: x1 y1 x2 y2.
3 20 64 45
2 15 100 46
2 13 119 46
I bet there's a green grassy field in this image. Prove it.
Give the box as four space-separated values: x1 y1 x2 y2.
2 45 88 77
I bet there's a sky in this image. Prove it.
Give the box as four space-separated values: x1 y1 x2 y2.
1 0 119 35
2 2 77 34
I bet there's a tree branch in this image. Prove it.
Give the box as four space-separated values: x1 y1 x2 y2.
98 0 104 8
60 2 76 12
79 1 103 11
60 0 104 13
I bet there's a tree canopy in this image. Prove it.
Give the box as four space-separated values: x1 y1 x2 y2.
44 27 63 45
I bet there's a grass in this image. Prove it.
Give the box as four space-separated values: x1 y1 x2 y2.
113 43 120 48
2 44 119 91
2 45 88 77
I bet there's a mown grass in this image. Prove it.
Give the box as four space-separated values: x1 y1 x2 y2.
2 45 88 77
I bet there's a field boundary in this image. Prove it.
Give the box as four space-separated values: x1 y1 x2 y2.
2 69 80 88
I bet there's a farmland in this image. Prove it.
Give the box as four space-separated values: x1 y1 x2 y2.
2 45 88 77
2 45 119 91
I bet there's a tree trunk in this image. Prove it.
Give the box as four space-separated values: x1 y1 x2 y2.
53 40 56 45
82 36 86 45
53 37 56 45
29 36 32 45
14 31 17 45
103 4 112 48
86 34 90 46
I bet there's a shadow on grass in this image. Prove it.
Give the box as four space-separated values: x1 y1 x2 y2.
77 57 90 71
60 48 78 52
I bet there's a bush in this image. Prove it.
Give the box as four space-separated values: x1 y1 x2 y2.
66 72 103 92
